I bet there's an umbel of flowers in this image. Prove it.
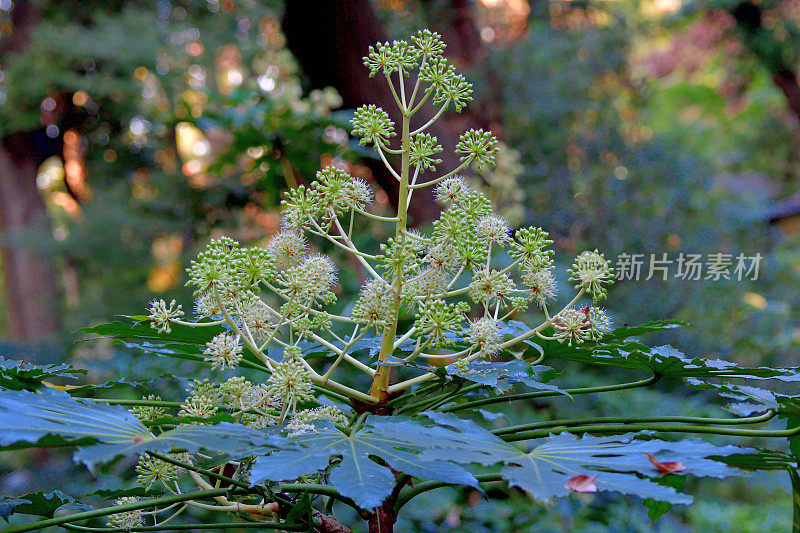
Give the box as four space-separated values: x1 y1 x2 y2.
129 30 619 530
148 33 613 418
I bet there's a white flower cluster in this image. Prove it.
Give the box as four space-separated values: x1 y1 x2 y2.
147 299 184 333
106 497 143 530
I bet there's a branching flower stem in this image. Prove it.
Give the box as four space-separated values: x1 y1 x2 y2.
213 288 275 372
376 143 403 182
410 99 450 135
409 159 470 189
212 289 376 403
384 73 405 113
171 319 225 328
330 217 384 279
369 81 415 401
390 291 587 394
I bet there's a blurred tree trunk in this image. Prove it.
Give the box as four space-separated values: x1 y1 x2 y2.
0 134 61 344
0 0 62 348
283 0 483 226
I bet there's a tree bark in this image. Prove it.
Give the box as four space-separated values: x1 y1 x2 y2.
283 0 481 226
0 0 62 347
367 499 396 533
773 70 800 126
730 1 800 126
0 132 61 345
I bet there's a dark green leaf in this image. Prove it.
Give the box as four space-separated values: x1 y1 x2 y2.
79 319 222 345
0 357 85 391
644 475 685 525
0 388 288 468
714 450 797 472
539 330 800 380
0 491 90 520
74 422 289 468
250 418 480 510
447 359 565 394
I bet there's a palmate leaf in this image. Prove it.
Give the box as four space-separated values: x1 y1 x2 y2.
0 388 289 467
715 449 798 472
250 418 480 510
685 378 800 460
0 357 85 391
411 412 752 504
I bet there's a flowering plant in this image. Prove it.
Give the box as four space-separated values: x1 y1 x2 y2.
2 30 800 533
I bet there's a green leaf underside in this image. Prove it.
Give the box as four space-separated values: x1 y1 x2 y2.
0 491 90 520
250 418 480 510
411 412 753 505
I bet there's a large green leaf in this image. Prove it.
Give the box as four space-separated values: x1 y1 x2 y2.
508 320 800 381
414 412 752 504
74 422 289 467
250 417 480 510
78 319 275 368
0 388 149 447
685 377 791 414
715 450 797 472
0 388 288 467
685 378 800 460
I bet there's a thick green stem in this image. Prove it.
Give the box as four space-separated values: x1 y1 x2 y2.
370 112 411 402
61 522 299 532
2 489 233 533
396 473 504 511
493 410 778 436
502 421 800 442
440 374 659 413
148 452 250 490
